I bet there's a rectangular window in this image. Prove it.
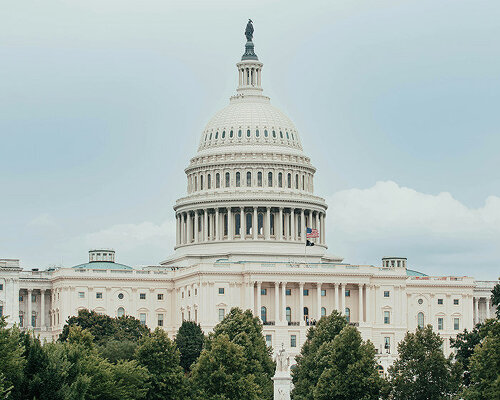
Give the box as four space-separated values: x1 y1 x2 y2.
454 318 460 330
0 284 3 291
157 313 164 326
321 289 326 296
384 291 390 298
31 294 37 302
290 334 297 348
345 290 350 297
195 289 197 296
384 337 391 353
218 288 225 295
384 311 390 324
96 292 103 299
453 299 459 305
157 293 164 300
78 292 85 298
19 295 23 302
218 308 225 321
303 289 309 296
438 298 443 305
286 289 291 296
261 288 267 295
438 317 444 330
140 293 146 300
31 315 36 327
140 313 146 326
265 334 272 347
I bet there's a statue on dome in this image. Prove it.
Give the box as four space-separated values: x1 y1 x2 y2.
245 19 254 41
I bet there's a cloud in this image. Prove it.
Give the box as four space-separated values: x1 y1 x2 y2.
28 213 60 229
325 181 500 279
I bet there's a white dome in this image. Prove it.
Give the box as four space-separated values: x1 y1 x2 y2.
198 95 303 153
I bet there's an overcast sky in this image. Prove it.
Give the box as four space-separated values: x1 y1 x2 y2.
1 0 499 280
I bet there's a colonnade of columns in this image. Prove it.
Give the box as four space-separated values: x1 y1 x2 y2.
176 206 326 246
19 288 49 329
248 281 370 326
238 66 262 87
473 296 493 324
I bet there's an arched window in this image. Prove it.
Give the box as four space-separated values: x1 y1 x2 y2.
295 174 299 189
418 312 424 328
209 132 212 140
230 130 234 138
321 307 326 317
246 213 252 235
257 172 262 187
216 173 220 188
286 131 289 139
272 130 276 138
236 172 241 187
261 306 267 322
117 307 125 318
235 213 241 236
200 175 204 190
286 307 291 323
225 172 230 187
287 173 291 188
303 307 309 316
222 130 225 138
270 213 275 235
264 129 268 137
256 129 259 137
345 308 350 323
215 131 218 139
302 175 305 190
247 129 251 137
238 129 242 137
194 176 197 191
278 172 283 188
268 172 273 187
207 174 211 189
280 131 283 139
247 171 252 186
223 213 228 236
258 213 263 235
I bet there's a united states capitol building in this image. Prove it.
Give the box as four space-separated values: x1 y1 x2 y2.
0 23 497 371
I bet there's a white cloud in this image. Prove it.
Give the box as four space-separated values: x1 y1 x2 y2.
325 181 500 279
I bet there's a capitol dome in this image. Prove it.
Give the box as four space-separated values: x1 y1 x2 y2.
165 22 330 266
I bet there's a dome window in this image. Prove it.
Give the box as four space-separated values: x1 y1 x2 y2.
272 130 276 138
291 133 294 140
216 173 220 188
215 131 218 139
256 129 259 137
225 172 230 187
264 129 268 137
238 129 242 137
230 130 234 138
222 131 226 138
278 172 283 188
257 172 262 187
209 132 212 140
286 131 289 139
236 172 241 187
287 173 291 188
207 174 211 189
246 171 252 186
280 131 283 139
268 172 273 187
247 129 251 137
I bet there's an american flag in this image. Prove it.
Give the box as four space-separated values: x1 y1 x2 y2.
306 228 319 238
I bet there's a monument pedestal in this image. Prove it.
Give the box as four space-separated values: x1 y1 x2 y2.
272 374 292 400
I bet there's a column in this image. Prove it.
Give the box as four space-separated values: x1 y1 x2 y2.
256 282 262 321
253 207 258 239
334 283 339 312
204 210 208 241
315 211 319 231
27 289 33 328
300 209 305 242
215 208 220 241
320 213 325 244
277 208 283 240
265 207 271 240
341 284 346 316
290 209 295 241
228 207 233 240
194 211 199 242
41 290 45 329
186 212 192 243
358 284 364 324
366 285 372 323
474 297 479 324
240 207 245 240
299 282 305 326
281 282 287 324
249 282 255 315
180 214 184 244
486 298 491 319
176 215 180 246
316 283 322 320
274 282 280 323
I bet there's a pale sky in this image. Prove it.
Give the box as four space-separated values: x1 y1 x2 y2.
1 0 499 280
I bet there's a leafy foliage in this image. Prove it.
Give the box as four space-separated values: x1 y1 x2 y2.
0 317 24 400
492 283 500 319
387 325 462 400
175 321 205 372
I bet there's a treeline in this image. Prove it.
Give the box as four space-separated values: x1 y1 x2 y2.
0 284 499 400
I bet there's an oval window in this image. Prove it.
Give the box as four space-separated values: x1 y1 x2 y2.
247 129 251 137
118 293 124 300
264 129 268 137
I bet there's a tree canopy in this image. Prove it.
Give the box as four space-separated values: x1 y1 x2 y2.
175 321 205 372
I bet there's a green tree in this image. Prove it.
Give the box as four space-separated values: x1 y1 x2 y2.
135 328 186 400
98 339 138 363
463 320 500 399
175 321 205 372
292 310 348 399
190 334 260 400
210 308 275 399
387 325 461 400
311 325 384 400
0 317 25 400
491 283 500 319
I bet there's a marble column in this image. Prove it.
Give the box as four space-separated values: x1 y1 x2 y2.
253 207 258 239
240 207 245 240
474 297 479 324
281 282 287 324
265 207 271 240
341 284 346 316
334 283 339 312
274 282 280 323
278 207 283 240
194 211 199 242
316 283 322 320
27 289 32 328
187 212 192 243
365 285 371 323
486 298 491 319
41 290 45 329
358 284 364 323
299 283 305 326
228 208 233 240
215 208 220 241
300 209 305 242
257 282 262 321
290 209 295 241
204 210 208 241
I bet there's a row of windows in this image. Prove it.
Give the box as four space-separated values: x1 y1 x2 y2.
417 312 461 330
261 288 349 296
259 306 330 323
203 128 297 143
418 298 461 305
75 292 165 300
181 288 198 298
189 170 312 192
115 308 166 327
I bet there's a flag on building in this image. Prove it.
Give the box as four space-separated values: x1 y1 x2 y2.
306 228 319 238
